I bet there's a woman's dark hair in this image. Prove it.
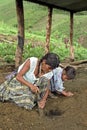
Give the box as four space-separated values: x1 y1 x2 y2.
39 52 60 69
64 66 76 79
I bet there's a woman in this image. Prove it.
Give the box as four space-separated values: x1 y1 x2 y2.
0 53 60 110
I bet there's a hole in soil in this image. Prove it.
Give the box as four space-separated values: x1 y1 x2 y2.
45 109 64 117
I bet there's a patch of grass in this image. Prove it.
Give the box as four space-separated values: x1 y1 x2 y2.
0 22 17 35
0 42 16 63
74 45 87 60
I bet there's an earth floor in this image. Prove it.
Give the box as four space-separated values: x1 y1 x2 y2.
0 64 87 130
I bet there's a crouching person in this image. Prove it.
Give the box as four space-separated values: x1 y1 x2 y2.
49 66 76 97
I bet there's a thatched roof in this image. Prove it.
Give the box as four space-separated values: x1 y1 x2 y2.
24 0 87 13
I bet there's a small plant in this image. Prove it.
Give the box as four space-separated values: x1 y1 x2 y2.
0 42 16 63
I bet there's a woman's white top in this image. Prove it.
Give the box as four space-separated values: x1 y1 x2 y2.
18 57 53 84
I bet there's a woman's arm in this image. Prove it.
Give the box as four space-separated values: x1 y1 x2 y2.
16 59 39 93
37 79 51 109
38 88 50 109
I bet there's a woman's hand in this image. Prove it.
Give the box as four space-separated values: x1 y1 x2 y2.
38 99 46 109
31 85 40 93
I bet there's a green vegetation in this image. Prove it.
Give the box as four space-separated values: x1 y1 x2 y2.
0 0 87 63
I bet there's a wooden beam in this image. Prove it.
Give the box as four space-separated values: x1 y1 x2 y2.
45 6 53 53
70 12 74 62
15 0 25 68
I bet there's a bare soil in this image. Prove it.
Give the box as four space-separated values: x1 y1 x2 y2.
0 63 87 130
0 33 87 130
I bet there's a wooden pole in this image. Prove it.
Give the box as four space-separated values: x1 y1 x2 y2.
70 12 74 62
45 6 53 53
15 0 24 68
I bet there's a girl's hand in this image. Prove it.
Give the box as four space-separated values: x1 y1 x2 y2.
66 91 74 97
62 90 74 97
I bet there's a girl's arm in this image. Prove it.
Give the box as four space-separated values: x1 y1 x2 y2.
61 90 74 97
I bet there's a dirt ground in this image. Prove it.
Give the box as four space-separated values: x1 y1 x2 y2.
0 63 87 130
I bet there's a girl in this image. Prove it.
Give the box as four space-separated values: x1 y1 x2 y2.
50 66 76 97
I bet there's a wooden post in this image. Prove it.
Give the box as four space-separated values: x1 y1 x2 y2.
70 12 74 61
15 0 24 68
45 6 53 53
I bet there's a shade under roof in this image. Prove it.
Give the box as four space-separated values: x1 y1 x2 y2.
24 0 87 13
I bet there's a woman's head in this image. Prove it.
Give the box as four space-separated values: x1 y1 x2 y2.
39 52 60 74
40 52 60 69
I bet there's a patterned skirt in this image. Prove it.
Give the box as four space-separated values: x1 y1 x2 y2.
0 76 49 110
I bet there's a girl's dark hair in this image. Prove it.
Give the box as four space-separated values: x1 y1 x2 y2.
64 66 76 79
39 52 60 69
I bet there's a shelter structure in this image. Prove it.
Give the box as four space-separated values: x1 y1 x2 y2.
15 0 87 67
